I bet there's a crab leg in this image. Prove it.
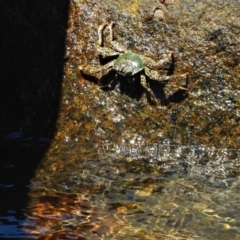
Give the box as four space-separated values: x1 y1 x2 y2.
140 75 158 104
142 51 173 70
97 47 120 58
87 61 115 76
145 67 188 90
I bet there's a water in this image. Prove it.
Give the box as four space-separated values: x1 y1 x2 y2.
1 133 239 239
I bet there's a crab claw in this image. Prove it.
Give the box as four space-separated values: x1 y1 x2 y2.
98 23 108 47
108 21 115 41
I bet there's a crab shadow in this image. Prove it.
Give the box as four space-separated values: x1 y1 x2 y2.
81 69 188 106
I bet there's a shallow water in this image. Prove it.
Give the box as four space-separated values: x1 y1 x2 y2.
1 133 239 239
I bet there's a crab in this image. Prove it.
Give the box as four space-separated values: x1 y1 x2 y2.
81 22 188 104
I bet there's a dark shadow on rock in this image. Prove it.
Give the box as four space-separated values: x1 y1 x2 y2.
81 68 189 106
167 89 189 104
163 74 189 105
0 0 69 231
82 69 150 102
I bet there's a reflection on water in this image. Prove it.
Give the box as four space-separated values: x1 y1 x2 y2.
0 132 239 239
1 137 238 239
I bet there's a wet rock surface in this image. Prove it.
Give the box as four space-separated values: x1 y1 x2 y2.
64 0 239 149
